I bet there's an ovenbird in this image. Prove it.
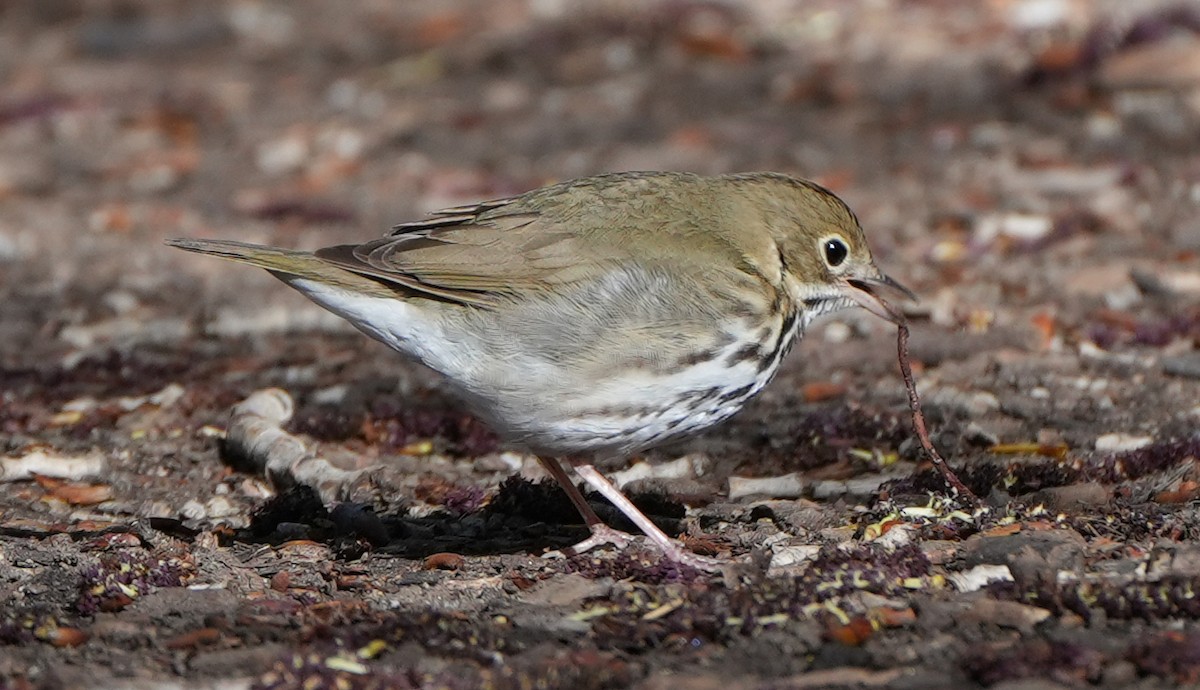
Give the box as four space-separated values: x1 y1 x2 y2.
168 171 918 568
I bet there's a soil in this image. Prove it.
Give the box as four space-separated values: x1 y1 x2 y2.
3 1 1200 688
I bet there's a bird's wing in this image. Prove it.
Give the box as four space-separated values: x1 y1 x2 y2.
314 177 747 308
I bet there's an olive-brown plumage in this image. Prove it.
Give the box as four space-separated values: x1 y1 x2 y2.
168 171 911 568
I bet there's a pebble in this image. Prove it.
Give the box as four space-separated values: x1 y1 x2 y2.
748 499 833 536
0 147 54 196
1100 661 1138 688
961 528 1086 585
954 598 1050 633
1 450 106 482
475 451 526 473
1007 0 1068 31
1146 544 1200 579
728 472 804 500
975 213 1052 244
204 496 238 519
810 475 889 501
483 80 532 114
1159 270 1200 294
150 383 186 408
310 384 349 405
612 454 705 488
768 544 821 570
190 645 292 678
518 573 608 607
179 499 207 520
920 540 960 565
1094 433 1152 453
1029 482 1111 511
0 231 19 261
128 162 180 194
90 619 147 644
227 2 297 47
256 132 309 175
963 422 999 447
1163 353 1200 380
823 321 851 343
316 127 364 160
818 525 857 543
926 388 1001 417
1100 38 1200 90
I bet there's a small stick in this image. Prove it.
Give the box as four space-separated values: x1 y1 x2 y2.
895 322 980 504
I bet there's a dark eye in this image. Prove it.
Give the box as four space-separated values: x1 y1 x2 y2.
824 238 848 267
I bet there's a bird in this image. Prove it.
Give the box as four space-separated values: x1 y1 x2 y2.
168 171 917 569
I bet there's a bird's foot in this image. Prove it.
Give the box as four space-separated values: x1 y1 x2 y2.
542 524 636 559
655 541 724 573
543 524 724 572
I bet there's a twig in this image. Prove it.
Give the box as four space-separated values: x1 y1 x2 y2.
895 322 980 504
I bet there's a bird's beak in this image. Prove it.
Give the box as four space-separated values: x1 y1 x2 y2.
843 273 916 325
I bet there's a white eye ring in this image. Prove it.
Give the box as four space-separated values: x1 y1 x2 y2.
822 236 849 267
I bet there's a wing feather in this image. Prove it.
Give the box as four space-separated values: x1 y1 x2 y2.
313 172 767 309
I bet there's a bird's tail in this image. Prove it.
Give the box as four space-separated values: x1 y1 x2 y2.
165 238 324 275
165 238 393 295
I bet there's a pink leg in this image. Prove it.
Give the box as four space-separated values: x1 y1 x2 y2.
537 456 603 527
537 456 635 555
570 462 723 572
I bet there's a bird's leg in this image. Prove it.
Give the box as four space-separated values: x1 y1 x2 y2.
569 462 722 572
537 456 634 556
536 456 603 527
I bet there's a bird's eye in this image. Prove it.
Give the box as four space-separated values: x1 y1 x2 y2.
823 238 848 267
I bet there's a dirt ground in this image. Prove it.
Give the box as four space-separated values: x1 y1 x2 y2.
3 1 1200 688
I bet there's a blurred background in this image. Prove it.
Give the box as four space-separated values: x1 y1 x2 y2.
1 0 1199 359
0 0 1198 431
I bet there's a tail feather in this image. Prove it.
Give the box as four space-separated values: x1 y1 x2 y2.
165 238 396 296
165 237 320 271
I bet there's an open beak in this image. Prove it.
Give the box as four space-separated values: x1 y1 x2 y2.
843 274 916 325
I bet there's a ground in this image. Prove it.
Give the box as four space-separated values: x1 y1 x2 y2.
3 1 1200 688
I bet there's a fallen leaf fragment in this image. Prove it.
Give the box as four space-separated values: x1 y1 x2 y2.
870 606 916 628
862 518 904 541
165 627 222 650
423 552 465 570
981 523 1023 538
989 442 1069 459
34 476 113 505
826 616 875 646
1155 480 1200 504
44 626 90 648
